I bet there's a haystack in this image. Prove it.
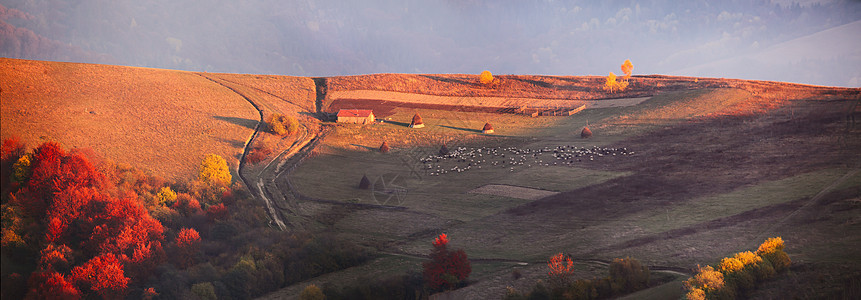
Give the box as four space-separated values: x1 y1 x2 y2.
580 127 592 138
379 141 390 153
359 174 371 189
409 113 425 128
482 122 494 134
439 143 449 155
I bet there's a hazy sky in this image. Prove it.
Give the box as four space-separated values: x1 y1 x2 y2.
2 0 860 86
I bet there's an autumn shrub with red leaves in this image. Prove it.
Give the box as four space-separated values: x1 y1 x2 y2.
422 233 471 291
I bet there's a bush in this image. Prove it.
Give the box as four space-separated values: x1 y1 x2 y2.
300 284 325 300
266 113 299 136
246 143 273 165
191 282 216 300
479 70 494 85
685 237 791 299
609 257 649 294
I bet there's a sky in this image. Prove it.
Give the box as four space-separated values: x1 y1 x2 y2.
2 0 860 87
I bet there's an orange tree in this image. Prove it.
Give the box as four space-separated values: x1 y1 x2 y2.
422 233 471 291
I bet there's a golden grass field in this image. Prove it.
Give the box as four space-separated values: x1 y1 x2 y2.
0 59 316 181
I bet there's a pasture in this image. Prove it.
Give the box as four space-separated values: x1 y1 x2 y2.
279 85 861 299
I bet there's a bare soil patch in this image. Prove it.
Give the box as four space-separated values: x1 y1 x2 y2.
468 184 559 201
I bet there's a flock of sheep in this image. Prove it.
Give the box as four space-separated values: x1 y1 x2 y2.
420 145 634 176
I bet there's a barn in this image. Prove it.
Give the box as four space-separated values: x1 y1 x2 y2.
337 109 375 124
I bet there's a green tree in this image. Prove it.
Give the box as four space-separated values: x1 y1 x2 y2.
198 154 231 186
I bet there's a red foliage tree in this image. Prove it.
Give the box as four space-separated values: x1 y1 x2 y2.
423 233 471 291
71 254 129 300
38 244 74 272
547 253 574 283
205 203 229 222
175 228 201 268
172 193 202 216
26 271 81 300
9 142 166 297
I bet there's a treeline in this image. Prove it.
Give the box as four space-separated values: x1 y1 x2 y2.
504 254 651 300
685 237 791 300
0 138 369 299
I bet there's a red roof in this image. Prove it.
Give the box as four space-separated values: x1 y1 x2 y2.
337 109 374 118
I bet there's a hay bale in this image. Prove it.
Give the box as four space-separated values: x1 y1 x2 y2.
410 113 425 128
439 143 449 155
581 127 592 138
379 141 390 153
482 122 494 134
359 174 371 189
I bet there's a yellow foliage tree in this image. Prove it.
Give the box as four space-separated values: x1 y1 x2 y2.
198 154 231 186
155 186 178 207
621 59 633 80
755 237 784 255
266 113 299 136
11 154 31 182
479 70 494 85
604 72 629 92
685 265 725 293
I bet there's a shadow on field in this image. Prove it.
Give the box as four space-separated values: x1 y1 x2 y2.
421 75 477 86
216 137 246 149
439 125 482 133
213 116 258 130
350 144 377 151
383 120 411 127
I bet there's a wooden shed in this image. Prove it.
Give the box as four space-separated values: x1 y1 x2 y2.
337 109 375 124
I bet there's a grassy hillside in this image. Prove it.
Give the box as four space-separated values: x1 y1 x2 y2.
0 58 317 180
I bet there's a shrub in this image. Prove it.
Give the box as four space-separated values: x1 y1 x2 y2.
300 284 325 300
686 237 791 299
246 143 273 165
191 282 216 300
479 70 494 85
609 257 649 294
266 113 299 136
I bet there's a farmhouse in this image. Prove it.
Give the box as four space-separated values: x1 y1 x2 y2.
337 109 375 124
